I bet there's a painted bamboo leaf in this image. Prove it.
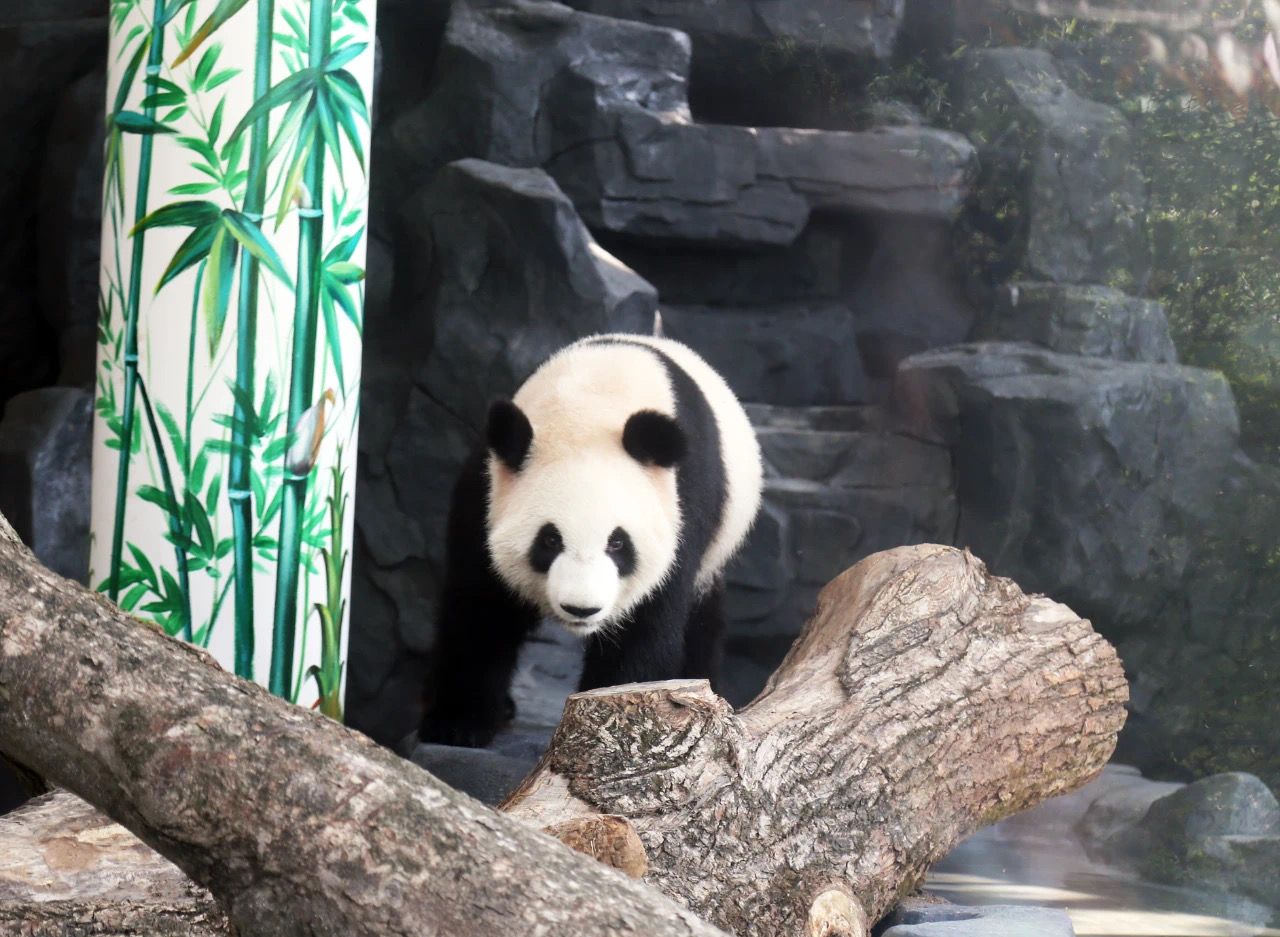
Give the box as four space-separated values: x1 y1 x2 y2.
94 0 370 715
172 0 252 66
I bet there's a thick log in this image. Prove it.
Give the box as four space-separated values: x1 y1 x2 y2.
0 791 230 937
502 544 1129 937
0 512 731 937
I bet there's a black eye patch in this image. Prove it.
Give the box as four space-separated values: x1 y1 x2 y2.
528 523 563 574
605 527 636 576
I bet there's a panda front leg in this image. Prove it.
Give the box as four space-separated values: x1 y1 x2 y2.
420 579 540 748
680 576 727 693
578 585 690 692
419 450 541 749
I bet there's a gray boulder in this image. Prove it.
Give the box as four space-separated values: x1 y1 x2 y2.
658 303 867 406
38 65 105 388
390 0 975 247
562 0 903 128
895 342 1244 635
726 404 955 645
972 282 1176 363
879 904 1076 937
1079 772 1280 907
895 342 1280 790
0 387 92 584
953 48 1149 291
348 160 655 746
0 19 105 406
0 0 105 22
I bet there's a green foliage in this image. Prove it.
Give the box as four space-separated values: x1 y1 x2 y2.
954 8 1280 462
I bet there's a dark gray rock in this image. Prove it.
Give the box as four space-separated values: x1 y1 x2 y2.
563 0 902 129
602 216 868 307
846 216 976 387
895 342 1243 636
390 0 975 247
0 19 104 406
1141 773 1280 840
953 48 1149 291
1077 772 1280 908
411 159 657 428
386 0 691 211
895 342 1280 791
727 402 955 643
0 1 106 24
38 64 104 388
972 282 1176 363
658 303 867 406
1075 768 1183 862
348 160 655 746
0 387 92 583
880 904 1076 937
553 119 976 245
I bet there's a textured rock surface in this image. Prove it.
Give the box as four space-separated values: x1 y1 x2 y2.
880 904 1077 937
0 387 92 584
1076 772 1280 908
348 159 654 745
897 342 1243 634
897 342 1280 789
658 303 868 405
390 0 974 247
973 281 1176 364
0 18 105 407
38 64 105 388
562 0 904 128
724 404 956 701
953 48 1149 291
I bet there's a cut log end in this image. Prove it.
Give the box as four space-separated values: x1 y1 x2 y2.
542 814 648 878
808 889 868 937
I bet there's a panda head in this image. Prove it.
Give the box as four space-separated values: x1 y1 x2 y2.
483 398 686 636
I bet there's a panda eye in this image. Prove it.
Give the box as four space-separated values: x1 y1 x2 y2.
606 533 625 553
540 528 562 550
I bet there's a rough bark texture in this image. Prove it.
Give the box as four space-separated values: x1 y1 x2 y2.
0 791 231 936
502 544 1129 937
0 512 731 937
0 511 1125 937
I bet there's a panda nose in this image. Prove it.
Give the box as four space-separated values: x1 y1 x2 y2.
561 604 601 620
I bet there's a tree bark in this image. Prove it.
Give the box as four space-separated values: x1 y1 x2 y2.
0 512 731 937
503 544 1129 937
0 790 231 936
0 507 1126 937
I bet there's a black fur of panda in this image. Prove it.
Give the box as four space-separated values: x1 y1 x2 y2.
419 334 763 749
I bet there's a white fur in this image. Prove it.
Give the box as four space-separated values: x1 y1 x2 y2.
486 335 763 635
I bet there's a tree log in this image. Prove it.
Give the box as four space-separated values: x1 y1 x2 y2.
0 791 231 936
0 512 731 937
502 544 1129 937
0 504 1127 937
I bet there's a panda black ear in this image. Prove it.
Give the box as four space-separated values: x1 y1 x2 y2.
623 410 686 468
487 399 533 471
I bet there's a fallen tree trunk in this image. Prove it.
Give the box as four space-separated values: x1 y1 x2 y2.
0 512 730 937
0 505 1127 937
504 544 1129 937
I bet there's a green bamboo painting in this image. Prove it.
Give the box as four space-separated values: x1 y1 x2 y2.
89 0 373 713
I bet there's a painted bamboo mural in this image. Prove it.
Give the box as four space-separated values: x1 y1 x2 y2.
89 0 374 715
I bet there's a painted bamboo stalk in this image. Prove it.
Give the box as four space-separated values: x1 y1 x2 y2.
91 0 373 715
135 377 194 640
270 0 333 699
106 0 169 601
225 0 276 681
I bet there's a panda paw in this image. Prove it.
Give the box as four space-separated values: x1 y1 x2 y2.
418 705 514 750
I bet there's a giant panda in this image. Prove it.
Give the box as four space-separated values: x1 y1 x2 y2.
419 333 763 749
